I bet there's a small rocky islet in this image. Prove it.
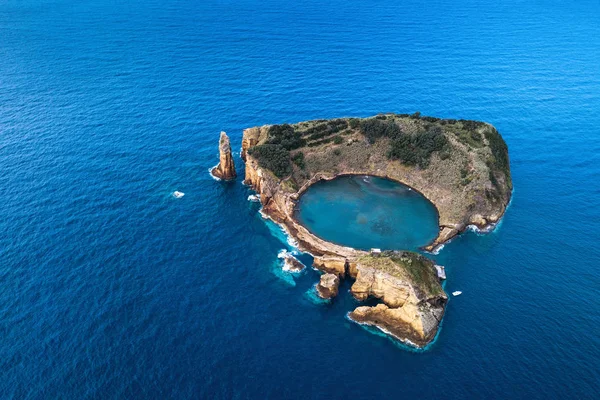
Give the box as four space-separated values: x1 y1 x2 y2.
212 113 512 348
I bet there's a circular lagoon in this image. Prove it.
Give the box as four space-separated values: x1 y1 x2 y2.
296 176 439 251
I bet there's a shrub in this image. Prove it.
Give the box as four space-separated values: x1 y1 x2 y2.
483 127 511 188
348 118 360 129
292 152 305 169
305 119 348 142
387 126 448 168
248 144 292 178
359 118 402 143
421 116 441 123
333 136 343 144
459 119 484 131
267 124 305 150
333 148 341 156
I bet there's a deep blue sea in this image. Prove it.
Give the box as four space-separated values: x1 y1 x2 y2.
1 0 599 398
297 176 439 251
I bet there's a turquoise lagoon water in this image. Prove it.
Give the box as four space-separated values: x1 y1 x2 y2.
1 0 600 398
296 176 439 250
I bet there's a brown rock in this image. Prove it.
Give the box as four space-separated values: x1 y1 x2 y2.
316 273 340 299
211 131 236 180
282 253 305 272
347 255 447 347
349 299 445 348
350 265 411 308
313 256 347 277
241 127 261 161
423 226 459 252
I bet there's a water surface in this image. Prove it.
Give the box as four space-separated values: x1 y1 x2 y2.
296 176 439 250
1 0 599 398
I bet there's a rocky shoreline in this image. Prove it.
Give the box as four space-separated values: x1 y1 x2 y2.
213 114 512 348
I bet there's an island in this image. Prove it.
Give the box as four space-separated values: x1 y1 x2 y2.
223 113 511 347
210 131 236 180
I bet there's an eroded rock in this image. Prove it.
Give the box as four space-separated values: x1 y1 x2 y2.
282 253 305 272
211 131 236 180
313 256 347 277
316 273 340 299
347 253 447 347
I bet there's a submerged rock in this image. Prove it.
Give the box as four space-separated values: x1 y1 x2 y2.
282 253 305 272
316 273 340 299
211 131 236 180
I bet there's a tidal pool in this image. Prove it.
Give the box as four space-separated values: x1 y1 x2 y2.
296 176 439 251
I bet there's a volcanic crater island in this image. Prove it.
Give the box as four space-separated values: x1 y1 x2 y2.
211 113 512 348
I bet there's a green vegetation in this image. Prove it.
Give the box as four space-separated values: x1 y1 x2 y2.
359 251 443 297
359 118 402 143
348 118 360 129
266 124 305 150
483 127 512 188
292 151 305 169
247 144 292 178
247 114 510 201
387 126 448 168
389 252 442 297
304 119 348 142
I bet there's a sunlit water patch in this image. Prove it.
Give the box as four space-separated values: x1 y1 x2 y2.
296 176 439 250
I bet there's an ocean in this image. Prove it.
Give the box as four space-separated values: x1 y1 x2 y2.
1 0 599 398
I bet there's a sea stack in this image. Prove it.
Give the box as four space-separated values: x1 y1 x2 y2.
211 131 236 180
316 273 340 299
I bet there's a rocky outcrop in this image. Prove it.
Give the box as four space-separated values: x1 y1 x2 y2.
241 126 268 162
348 254 447 347
211 131 236 180
241 115 512 252
423 226 459 252
240 114 510 347
349 302 444 348
350 265 412 308
313 256 348 277
316 273 340 299
281 252 305 272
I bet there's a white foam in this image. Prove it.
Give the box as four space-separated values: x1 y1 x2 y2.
428 244 444 255
172 191 185 198
247 194 260 202
270 259 296 287
286 235 299 248
467 223 496 235
282 262 303 273
304 287 330 305
208 165 221 181
277 249 289 259
346 313 422 350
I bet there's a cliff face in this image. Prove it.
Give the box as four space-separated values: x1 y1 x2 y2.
211 131 236 180
348 254 447 347
316 273 340 299
241 126 269 162
240 114 510 347
241 114 512 252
